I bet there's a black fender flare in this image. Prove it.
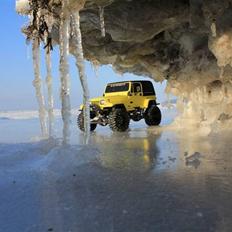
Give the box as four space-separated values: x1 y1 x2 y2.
147 100 157 108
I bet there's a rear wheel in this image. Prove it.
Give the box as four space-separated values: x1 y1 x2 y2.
108 108 130 132
77 111 97 132
144 105 161 126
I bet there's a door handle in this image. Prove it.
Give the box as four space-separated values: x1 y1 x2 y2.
130 101 133 104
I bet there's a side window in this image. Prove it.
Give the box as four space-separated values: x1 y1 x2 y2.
132 83 142 94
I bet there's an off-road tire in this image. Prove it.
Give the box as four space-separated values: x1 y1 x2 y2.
77 111 97 132
108 108 130 132
144 105 161 126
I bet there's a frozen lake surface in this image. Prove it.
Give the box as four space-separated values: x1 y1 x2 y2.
0 108 232 232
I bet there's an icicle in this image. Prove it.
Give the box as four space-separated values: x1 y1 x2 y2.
32 39 48 136
43 15 55 138
166 93 172 109
220 67 224 79
59 10 71 145
71 11 90 144
99 6 106 37
211 21 217 37
45 50 54 137
91 60 100 79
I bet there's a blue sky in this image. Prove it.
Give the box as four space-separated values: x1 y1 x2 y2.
0 1 167 111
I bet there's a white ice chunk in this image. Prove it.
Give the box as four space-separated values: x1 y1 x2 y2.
99 6 106 37
209 32 232 67
16 0 30 15
211 22 217 38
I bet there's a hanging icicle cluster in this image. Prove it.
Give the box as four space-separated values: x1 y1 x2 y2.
19 0 91 144
57 0 91 144
21 0 56 139
22 0 54 51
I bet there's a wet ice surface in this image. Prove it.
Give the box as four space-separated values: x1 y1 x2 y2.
1 108 232 232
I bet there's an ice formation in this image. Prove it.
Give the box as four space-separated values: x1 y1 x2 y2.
99 6 106 37
59 2 71 144
211 22 217 38
17 0 232 135
91 60 100 79
71 11 90 144
16 0 30 15
17 0 92 143
45 50 54 137
32 39 48 137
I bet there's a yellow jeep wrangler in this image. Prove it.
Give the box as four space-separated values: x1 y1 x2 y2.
78 80 161 132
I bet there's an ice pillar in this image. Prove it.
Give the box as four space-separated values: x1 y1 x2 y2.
45 50 54 137
32 39 48 136
59 8 71 145
71 11 90 144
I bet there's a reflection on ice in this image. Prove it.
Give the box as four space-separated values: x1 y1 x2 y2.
92 130 160 172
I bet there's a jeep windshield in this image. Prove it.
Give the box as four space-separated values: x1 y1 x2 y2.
105 82 129 93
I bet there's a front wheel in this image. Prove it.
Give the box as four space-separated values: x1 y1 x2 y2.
108 108 130 132
77 111 97 132
144 106 161 126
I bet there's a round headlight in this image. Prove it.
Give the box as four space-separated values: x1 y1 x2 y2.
100 100 105 105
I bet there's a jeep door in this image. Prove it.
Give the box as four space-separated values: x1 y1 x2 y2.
130 82 144 108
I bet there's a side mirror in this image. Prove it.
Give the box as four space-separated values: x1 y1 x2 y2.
103 93 105 97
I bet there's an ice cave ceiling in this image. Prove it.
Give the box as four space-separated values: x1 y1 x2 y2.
18 0 232 93
78 0 232 86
